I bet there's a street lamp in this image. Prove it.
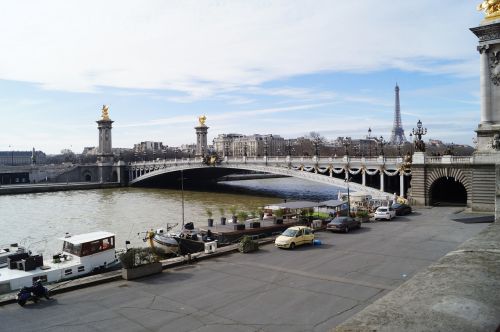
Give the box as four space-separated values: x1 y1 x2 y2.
379 136 386 157
345 177 352 217
412 119 428 152
8 145 13 166
409 133 413 154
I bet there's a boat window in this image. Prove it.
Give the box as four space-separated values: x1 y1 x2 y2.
63 242 82 256
33 275 47 283
77 266 85 272
64 269 72 276
101 237 114 250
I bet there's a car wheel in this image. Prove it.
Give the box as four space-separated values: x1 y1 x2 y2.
345 226 349 233
290 243 295 249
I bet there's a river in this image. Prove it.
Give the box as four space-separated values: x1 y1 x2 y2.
0 178 343 255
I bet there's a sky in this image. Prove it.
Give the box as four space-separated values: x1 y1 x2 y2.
0 1 485 154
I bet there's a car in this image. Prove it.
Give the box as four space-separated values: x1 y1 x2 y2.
392 203 412 216
326 216 361 233
274 226 314 249
374 206 396 220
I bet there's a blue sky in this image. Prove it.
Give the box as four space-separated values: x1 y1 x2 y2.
0 1 484 154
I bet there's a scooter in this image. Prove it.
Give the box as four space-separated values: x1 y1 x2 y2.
16 280 50 306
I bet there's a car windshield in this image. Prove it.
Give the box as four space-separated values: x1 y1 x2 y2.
282 229 298 237
331 218 346 224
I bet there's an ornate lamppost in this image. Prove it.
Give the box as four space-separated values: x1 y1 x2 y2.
312 137 321 158
379 136 386 157
409 133 413 154
412 119 427 152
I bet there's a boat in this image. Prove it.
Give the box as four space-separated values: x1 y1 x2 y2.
0 231 120 294
144 222 216 256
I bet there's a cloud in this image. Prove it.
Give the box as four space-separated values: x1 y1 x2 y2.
0 1 480 100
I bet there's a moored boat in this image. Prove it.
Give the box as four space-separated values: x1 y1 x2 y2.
0 231 120 294
144 222 217 256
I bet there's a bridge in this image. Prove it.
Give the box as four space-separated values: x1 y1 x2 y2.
127 155 410 198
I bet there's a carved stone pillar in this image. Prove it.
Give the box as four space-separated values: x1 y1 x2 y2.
478 44 492 124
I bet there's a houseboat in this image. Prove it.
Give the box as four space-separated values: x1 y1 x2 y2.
0 231 120 294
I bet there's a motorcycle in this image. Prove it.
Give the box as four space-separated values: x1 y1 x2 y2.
17 280 50 306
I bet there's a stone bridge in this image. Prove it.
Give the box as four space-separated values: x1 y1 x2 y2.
127 155 410 198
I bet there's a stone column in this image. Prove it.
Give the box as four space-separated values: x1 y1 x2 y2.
380 171 384 192
96 106 114 183
479 45 492 124
362 170 366 186
195 125 209 157
400 173 405 197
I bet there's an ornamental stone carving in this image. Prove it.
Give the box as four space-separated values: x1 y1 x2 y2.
490 50 500 85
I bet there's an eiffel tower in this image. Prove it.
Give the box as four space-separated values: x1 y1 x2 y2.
389 84 407 145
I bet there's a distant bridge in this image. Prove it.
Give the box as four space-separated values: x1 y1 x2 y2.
127 155 411 198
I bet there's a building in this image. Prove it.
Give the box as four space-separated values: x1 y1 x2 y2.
0 150 46 166
133 141 167 153
213 134 286 157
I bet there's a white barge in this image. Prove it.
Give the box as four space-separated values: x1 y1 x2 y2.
0 231 119 294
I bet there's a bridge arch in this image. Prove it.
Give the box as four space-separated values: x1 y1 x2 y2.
129 163 395 198
427 168 470 207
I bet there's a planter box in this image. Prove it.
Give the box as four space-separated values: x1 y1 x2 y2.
207 219 214 227
233 224 245 231
249 221 260 229
220 217 226 225
122 262 163 280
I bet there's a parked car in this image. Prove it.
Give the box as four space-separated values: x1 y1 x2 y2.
326 216 361 233
275 226 314 249
392 203 412 216
374 206 396 220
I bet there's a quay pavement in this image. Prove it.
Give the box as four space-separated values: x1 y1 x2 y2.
0 207 494 332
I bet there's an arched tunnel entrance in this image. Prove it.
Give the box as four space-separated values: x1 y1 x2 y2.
430 177 467 206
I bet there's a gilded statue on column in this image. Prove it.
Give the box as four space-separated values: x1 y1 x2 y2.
101 105 110 121
198 115 207 126
478 0 500 20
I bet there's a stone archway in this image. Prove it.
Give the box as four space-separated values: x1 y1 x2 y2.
427 168 471 207
430 177 467 206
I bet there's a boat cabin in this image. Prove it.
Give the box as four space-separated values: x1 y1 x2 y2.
61 231 115 257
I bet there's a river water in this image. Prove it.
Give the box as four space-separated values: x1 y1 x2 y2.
0 178 343 256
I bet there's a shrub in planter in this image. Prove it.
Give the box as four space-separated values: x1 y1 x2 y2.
274 209 284 224
206 208 214 227
356 210 369 220
229 205 238 223
219 207 226 225
119 247 163 280
238 236 259 253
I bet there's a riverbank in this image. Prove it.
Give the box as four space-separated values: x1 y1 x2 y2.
0 207 492 331
0 182 121 195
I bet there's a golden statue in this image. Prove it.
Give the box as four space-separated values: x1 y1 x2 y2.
101 105 110 121
478 0 500 20
198 115 207 126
